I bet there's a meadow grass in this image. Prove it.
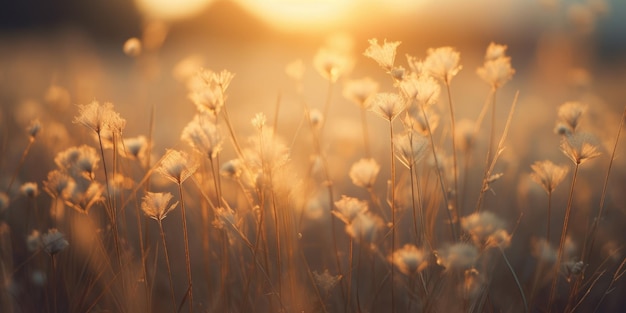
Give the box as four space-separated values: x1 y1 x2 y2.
0 34 625 313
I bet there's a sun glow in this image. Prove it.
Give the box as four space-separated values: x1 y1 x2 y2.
235 0 357 31
134 0 216 21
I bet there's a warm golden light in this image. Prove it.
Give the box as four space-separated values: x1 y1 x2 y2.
134 0 215 21
235 0 356 31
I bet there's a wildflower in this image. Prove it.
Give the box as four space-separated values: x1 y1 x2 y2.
389 66 406 81
220 159 243 179
313 270 341 295
333 196 368 224
244 126 290 173
399 74 441 107
463 268 485 299
477 56 515 88
157 149 199 185
43 170 74 199
181 113 223 159
390 244 428 275
308 109 324 130
436 243 479 270
198 68 235 92
367 92 406 121
0 192 9 212
27 119 42 139
122 135 148 160
484 42 508 60
73 100 126 134
345 211 383 244
530 160 569 194
20 182 39 198
557 102 587 132
363 38 401 71
65 179 103 213
343 77 379 109
107 174 133 196
27 230 41 252
349 158 380 188
560 132 601 164
54 145 100 180
251 112 266 130
564 260 585 281
405 107 440 135
313 47 351 82
189 84 224 115
123 37 142 57
141 192 178 221
461 211 511 248
406 54 423 75
41 229 69 255
423 47 462 83
394 129 429 168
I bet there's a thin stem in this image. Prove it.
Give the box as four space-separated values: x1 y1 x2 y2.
583 106 625 263
475 91 518 213
419 104 456 240
444 81 461 235
178 183 194 313
547 192 552 244
6 138 34 193
548 162 580 312
97 132 125 297
499 247 529 313
157 220 177 313
389 119 396 313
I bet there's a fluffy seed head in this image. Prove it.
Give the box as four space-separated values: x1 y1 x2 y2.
122 135 148 161
54 145 100 180
363 38 401 71
41 229 69 255
423 47 462 83
484 42 508 60
123 37 142 57
157 149 199 185
557 102 587 132
20 182 39 198
477 56 515 88
343 77 379 108
461 211 511 248
560 132 601 165
313 48 351 82
399 74 441 107
367 92 406 121
181 113 223 159
345 211 383 244
394 129 429 168
349 158 380 189
73 100 126 134
27 118 42 139
141 192 178 221
333 196 368 224
436 243 479 270
390 244 428 275
530 160 569 194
